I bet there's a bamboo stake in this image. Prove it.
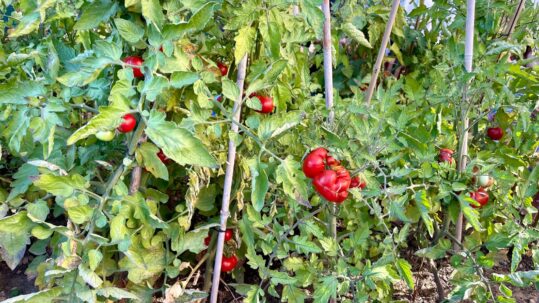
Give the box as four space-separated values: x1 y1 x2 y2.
455 0 475 250
209 54 248 303
364 0 400 105
322 0 334 124
321 1 337 302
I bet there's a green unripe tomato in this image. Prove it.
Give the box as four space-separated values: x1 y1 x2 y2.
478 175 490 187
95 130 115 141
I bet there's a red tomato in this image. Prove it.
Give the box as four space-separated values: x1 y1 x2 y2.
204 235 211 246
217 62 228 76
117 114 136 133
215 95 223 102
313 169 350 203
470 188 489 208
252 95 274 114
224 229 233 242
157 149 171 164
122 56 144 78
302 148 328 178
326 156 340 167
487 127 503 140
350 176 366 190
221 255 238 273
438 148 454 164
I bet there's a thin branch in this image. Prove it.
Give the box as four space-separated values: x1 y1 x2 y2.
209 54 248 303
364 0 400 105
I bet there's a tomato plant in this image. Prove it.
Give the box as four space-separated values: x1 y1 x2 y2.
0 0 538 302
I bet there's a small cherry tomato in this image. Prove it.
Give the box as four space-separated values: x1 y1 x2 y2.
117 114 137 133
217 62 228 76
487 127 503 141
95 130 115 141
221 255 238 273
122 56 144 78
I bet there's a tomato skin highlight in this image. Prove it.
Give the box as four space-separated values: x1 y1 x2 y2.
487 127 503 140
302 148 328 178
221 255 238 273
122 56 144 78
252 95 274 114
117 114 137 133
217 62 228 76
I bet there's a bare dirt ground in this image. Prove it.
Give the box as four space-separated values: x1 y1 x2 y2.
2 250 538 302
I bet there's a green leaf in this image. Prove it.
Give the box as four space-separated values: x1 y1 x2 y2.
27 200 50 222
74 0 118 30
145 110 217 167
276 157 309 206
415 239 451 260
141 0 165 29
282 285 306 303
396 258 414 290
142 76 169 101
163 2 217 40
8 12 40 38
194 185 217 212
8 164 39 201
67 98 131 145
114 18 145 43
33 174 89 197
414 190 434 237
0 212 34 269
342 23 372 48
170 71 200 89
67 205 94 224
0 81 45 105
390 43 404 65
1 288 63 303
458 195 483 232
96 288 139 300
222 79 240 101
313 276 337 303
234 26 256 64
249 160 269 212
78 264 103 288
300 0 324 39
88 249 103 271
136 142 169 180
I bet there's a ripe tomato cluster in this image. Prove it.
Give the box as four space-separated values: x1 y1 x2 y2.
203 229 238 273
302 148 365 203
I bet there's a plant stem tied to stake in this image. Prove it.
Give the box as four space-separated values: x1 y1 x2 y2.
364 0 400 105
455 0 475 251
209 54 248 303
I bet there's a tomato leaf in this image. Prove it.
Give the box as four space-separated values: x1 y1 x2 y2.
115 18 145 43
74 0 118 31
145 110 217 168
414 190 434 237
249 160 269 212
141 0 165 29
458 195 483 232
396 258 414 290
234 26 256 64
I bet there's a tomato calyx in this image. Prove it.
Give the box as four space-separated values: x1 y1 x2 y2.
118 113 137 133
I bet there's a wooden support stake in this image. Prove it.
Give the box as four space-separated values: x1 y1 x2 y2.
209 54 248 303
